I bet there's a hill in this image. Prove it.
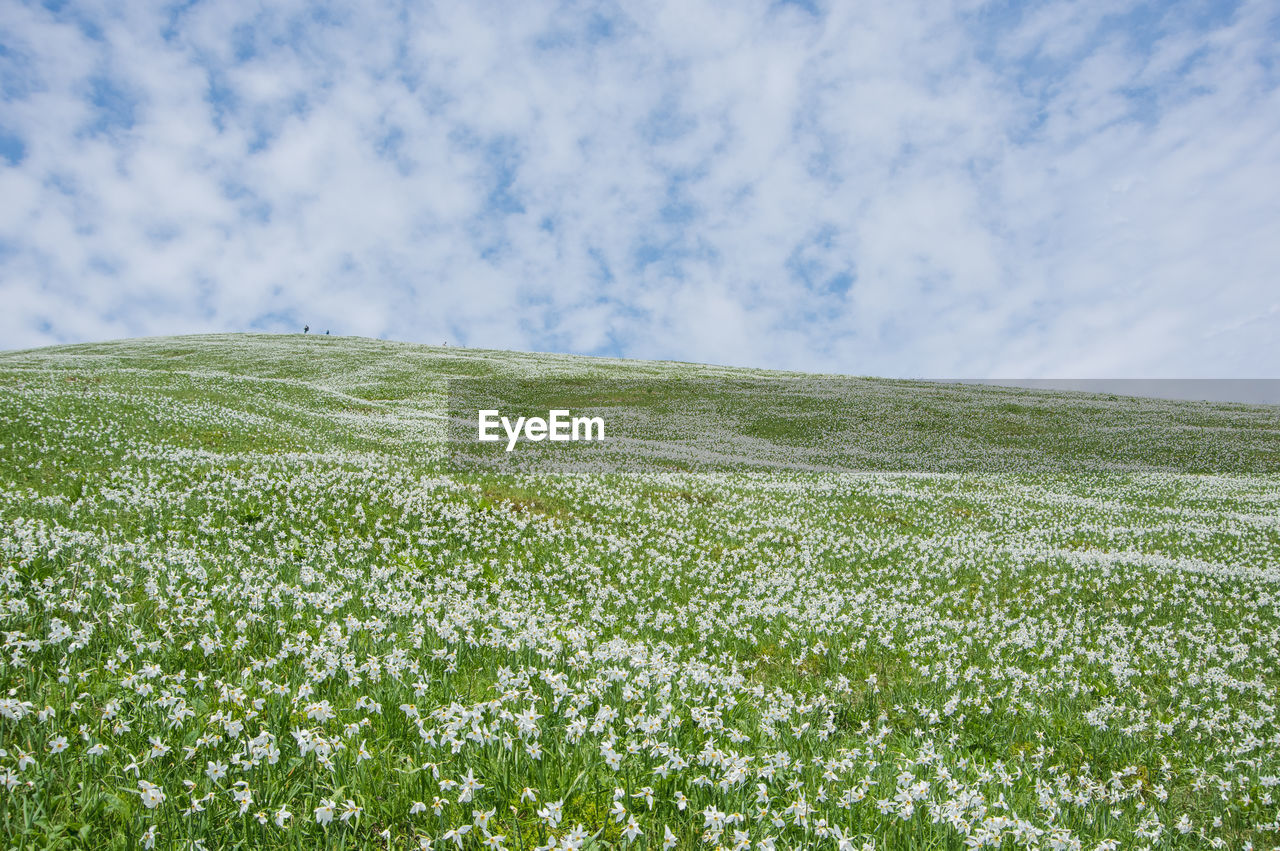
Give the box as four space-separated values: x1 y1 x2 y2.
1 334 1278 849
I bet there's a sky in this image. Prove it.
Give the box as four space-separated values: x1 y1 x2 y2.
1 0 1279 377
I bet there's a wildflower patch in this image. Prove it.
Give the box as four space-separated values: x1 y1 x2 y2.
1 335 1279 850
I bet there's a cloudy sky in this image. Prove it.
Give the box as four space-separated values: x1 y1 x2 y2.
1 0 1278 376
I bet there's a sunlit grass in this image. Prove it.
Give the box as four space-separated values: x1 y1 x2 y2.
0 334 1278 849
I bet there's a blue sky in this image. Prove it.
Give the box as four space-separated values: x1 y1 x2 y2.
1 0 1278 376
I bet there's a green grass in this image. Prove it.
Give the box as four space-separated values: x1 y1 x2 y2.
0 333 1278 849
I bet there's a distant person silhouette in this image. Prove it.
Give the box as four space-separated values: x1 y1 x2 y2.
304 325 309 334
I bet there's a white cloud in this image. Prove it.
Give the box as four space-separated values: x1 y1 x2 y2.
0 0 1277 376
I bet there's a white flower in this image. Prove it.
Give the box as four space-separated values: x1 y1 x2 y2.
137 780 165 809
147 736 170 759
538 799 564 827
458 768 484 803
442 825 472 848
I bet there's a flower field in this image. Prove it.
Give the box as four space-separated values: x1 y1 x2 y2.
1 334 1278 850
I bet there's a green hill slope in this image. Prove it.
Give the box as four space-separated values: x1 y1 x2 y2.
1 334 1278 849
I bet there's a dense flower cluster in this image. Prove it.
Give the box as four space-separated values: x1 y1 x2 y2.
0 335 1278 849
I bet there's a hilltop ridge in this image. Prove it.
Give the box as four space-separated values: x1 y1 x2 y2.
3 333 1277 476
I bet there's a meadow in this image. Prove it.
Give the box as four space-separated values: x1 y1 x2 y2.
1 334 1278 850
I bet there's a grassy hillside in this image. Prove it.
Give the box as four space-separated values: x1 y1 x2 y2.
1 334 1278 849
